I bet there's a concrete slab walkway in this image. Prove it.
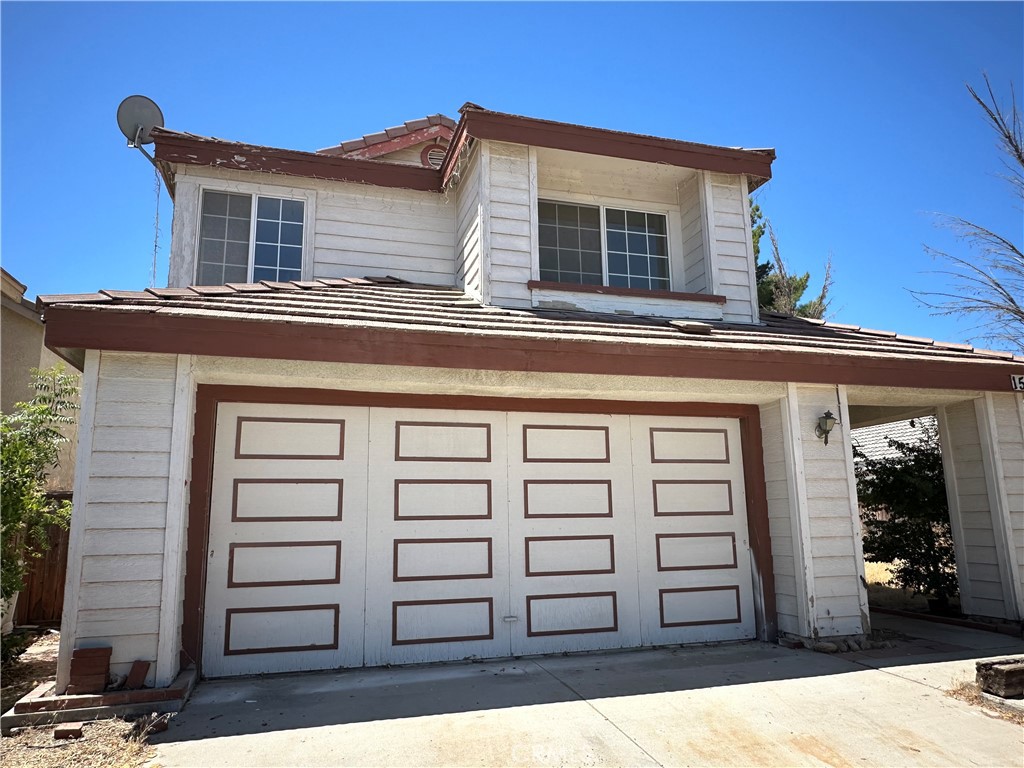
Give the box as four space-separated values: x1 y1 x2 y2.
149 618 1024 767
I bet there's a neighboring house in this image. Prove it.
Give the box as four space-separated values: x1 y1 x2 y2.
2 268 78 631
38 104 1024 691
851 416 939 463
1 268 78 494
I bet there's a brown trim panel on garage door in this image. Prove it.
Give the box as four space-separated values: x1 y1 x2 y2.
181 385 776 674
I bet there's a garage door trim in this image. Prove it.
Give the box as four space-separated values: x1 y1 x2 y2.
182 384 776 676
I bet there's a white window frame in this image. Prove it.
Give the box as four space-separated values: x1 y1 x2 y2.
192 178 316 285
533 190 683 292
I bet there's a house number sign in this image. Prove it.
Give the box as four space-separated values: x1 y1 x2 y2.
1011 374 1024 392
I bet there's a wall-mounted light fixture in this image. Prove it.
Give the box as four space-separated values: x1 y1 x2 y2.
815 410 837 445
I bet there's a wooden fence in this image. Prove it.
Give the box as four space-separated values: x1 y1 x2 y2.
14 524 69 626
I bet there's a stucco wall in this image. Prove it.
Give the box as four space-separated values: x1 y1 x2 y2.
2 293 78 492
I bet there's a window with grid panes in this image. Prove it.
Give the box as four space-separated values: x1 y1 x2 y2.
538 201 670 290
197 191 304 285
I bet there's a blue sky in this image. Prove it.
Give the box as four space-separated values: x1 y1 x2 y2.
2 2 1021 348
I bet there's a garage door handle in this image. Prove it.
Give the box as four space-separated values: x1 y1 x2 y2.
502 616 519 622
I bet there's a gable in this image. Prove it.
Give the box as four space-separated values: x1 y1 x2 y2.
318 115 455 168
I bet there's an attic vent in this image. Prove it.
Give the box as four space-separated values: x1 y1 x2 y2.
423 146 447 169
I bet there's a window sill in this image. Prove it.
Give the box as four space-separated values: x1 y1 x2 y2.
526 281 727 305
527 281 726 321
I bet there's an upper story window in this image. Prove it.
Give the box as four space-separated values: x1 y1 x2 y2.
198 191 304 285
538 201 669 291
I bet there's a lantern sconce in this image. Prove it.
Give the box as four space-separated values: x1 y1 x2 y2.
815 410 838 445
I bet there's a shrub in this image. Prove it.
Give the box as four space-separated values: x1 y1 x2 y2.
1 366 79 608
855 422 959 605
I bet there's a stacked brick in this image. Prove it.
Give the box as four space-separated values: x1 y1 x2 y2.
67 646 111 694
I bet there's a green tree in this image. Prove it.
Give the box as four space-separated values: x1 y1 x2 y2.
854 423 959 609
1 366 79 606
913 75 1024 353
750 200 834 319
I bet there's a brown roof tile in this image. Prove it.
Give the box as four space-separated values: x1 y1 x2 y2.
36 292 112 308
225 282 273 293
188 285 237 296
259 281 301 290
100 290 154 300
321 114 457 154
147 288 200 298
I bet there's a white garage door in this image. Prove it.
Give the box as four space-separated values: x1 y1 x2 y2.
202 402 756 677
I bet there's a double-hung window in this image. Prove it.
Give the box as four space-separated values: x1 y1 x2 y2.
198 191 305 285
538 200 670 291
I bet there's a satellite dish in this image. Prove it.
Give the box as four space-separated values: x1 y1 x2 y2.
117 95 164 147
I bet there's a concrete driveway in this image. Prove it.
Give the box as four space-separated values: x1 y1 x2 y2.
149 616 1024 767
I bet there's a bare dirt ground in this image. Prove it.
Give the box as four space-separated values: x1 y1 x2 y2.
1 632 154 768
2 631 60 713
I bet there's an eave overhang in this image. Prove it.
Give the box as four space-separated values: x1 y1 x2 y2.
152 128 443 196
443 105 776 190
42 303 1021 393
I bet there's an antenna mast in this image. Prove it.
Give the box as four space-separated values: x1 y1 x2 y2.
151 167 160 288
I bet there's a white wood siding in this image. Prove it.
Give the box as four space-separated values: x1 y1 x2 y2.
487 142 533 307
991 394 1024 607
679 174 707 294
58 352 182 689
169 168 456 289
708 173 757 324
314 184 455 284
372 143 434 167
792 385 868 637
760 400 800 635
454 143 484 301
940 400 1009 618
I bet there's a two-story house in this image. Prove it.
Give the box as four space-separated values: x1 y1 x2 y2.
39 104 1024 691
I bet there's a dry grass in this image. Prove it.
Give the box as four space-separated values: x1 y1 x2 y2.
0 718 153 768
947 679 1024 726
863 560 961 613
1 632 155 768
863 561 894 585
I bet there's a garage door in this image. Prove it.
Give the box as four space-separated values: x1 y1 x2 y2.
202 402 756 677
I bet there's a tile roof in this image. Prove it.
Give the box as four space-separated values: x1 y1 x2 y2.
851 417 938 461
37 277 1023 365
320 114 457 155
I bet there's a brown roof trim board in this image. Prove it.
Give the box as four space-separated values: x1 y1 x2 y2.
39 280 1023 392
151 128 442 195
448 105 775 188
154 107 774 196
